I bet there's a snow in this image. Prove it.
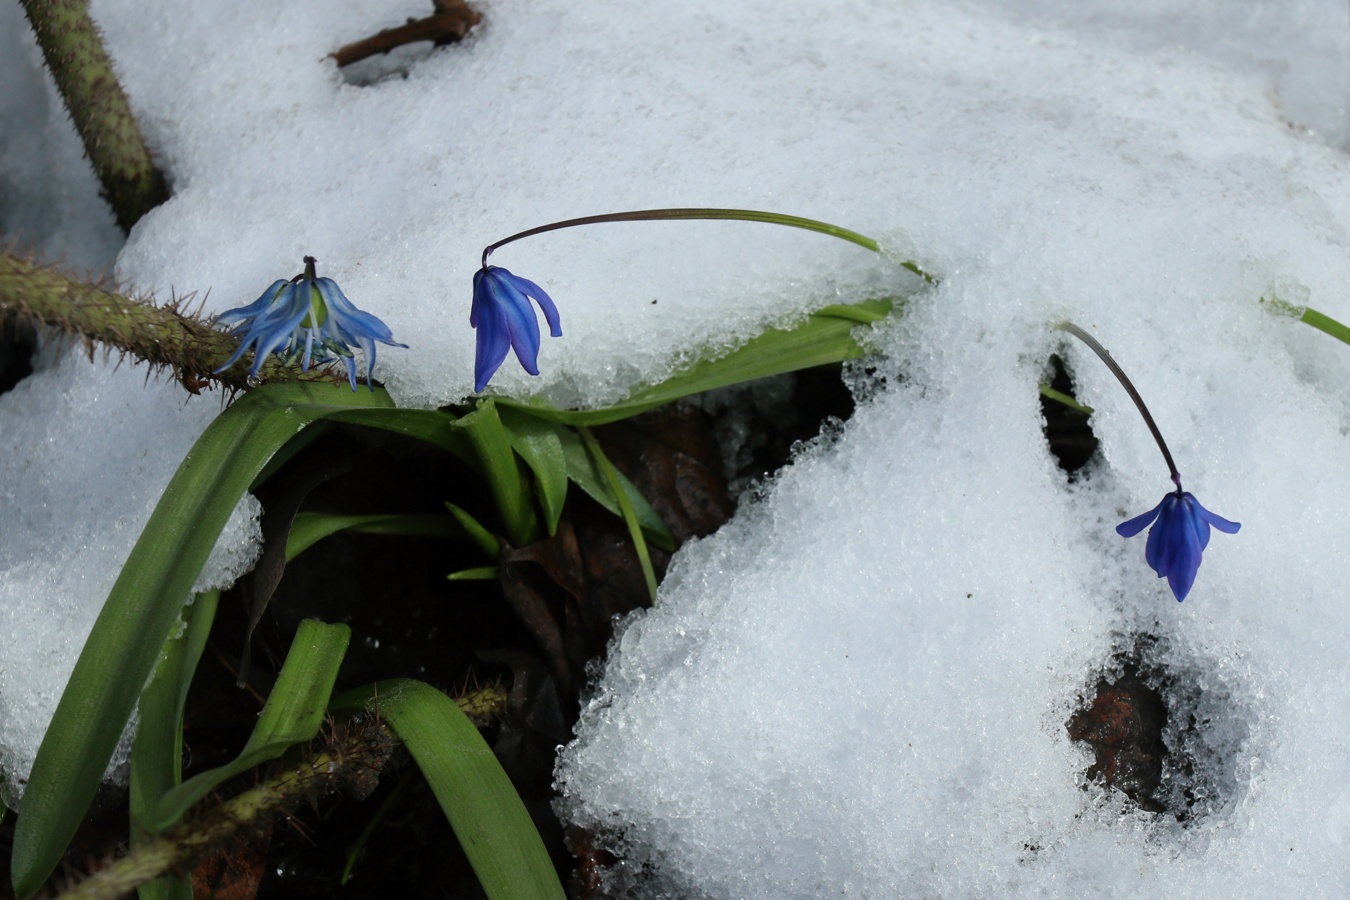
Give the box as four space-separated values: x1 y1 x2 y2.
3 0 1350 893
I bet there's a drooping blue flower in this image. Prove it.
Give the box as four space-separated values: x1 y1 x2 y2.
471 265 562 392
215 256 405 390
1116 490 1240 602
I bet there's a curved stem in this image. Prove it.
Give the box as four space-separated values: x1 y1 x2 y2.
1055 321 1181 487
482 207 934 282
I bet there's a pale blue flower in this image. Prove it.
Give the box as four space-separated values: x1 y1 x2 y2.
1117 491 1240 602
471 265 562 392
215 257 405 390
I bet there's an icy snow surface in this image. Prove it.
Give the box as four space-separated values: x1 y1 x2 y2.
2 0 1350 892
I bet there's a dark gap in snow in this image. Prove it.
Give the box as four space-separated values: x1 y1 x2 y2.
1068 635 1248 825
701 363 856 500
1041 353 1098 478
0 320 36 396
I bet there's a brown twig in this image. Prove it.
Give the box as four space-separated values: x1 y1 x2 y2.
332 0 481 68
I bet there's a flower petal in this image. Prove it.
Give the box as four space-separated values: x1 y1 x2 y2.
1196 502 1241 534
1116 501 1162 538
509 273 563 337
471 277 512 392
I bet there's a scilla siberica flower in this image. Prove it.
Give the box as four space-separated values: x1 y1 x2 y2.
471 266 562 392
1116 487 1240 602
1056 321 1241 602
215 256 405 390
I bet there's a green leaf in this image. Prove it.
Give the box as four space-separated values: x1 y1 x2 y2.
445 503 502 558
579 427 657 602
332 680 564 900
553 424 675 551
129 591 219 900
447 566 499 581
1038 384 1093 415
498 298 898 426
1300 306 1350 347
286 512 466 561
331 407 475 462
12 382 393 897
143 619 350 832
497 405 569 536
452 400 540 546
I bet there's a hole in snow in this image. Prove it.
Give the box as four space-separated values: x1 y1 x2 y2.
697 364 856 500
1040 353 1098 478
0 320 37 396
1068 634 1252 825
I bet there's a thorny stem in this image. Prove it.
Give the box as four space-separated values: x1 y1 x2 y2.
52 723 393 900
1056 321 1181 489
0 250 351 393
51 684 508 900
18 0 168 232
481 207 935 283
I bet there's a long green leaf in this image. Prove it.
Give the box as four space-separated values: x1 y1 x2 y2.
143 619 350 832
286 512 465 560
452 400 539 546
332 680 564 900
129 590 219 900
497 405 569 536
497 298 897 426
579 427 658 601
1300 306 1350 346
553 424 675 551
12 382 393 898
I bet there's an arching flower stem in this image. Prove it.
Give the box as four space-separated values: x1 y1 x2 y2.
1056 320 1181 489
481 207 934 283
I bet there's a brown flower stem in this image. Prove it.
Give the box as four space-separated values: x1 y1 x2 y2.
18 0 168 232
0 250 350 393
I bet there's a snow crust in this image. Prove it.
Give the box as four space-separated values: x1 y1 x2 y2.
1 0 1349 892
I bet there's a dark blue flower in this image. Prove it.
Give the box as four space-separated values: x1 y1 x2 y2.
471 265 562 392
1116 491 1240 602
215 257 405 390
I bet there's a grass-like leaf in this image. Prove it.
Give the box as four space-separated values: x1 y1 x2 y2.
286 511 465 560
497 405 570 536
11 382 394 898
553 423 675 551
129 591 218 900
141 619 350 832
579 426 658 601
332 680 565 900
453 400 541 546
497 298 897 426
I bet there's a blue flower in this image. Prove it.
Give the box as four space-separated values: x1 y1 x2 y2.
471 265 562 392
215 257 405 390
1116 490 1240 601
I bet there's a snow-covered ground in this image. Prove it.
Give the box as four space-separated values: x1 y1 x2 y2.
3 0 1350 894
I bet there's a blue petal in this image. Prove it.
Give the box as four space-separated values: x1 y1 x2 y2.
508 272 563 337
214 280 288 329
472 271 512 391
1116 501 1162 538
491 274 543 376
1143 494 1176 575
470 266 564 391
1195 501 1241 535
1162 502 1204 601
